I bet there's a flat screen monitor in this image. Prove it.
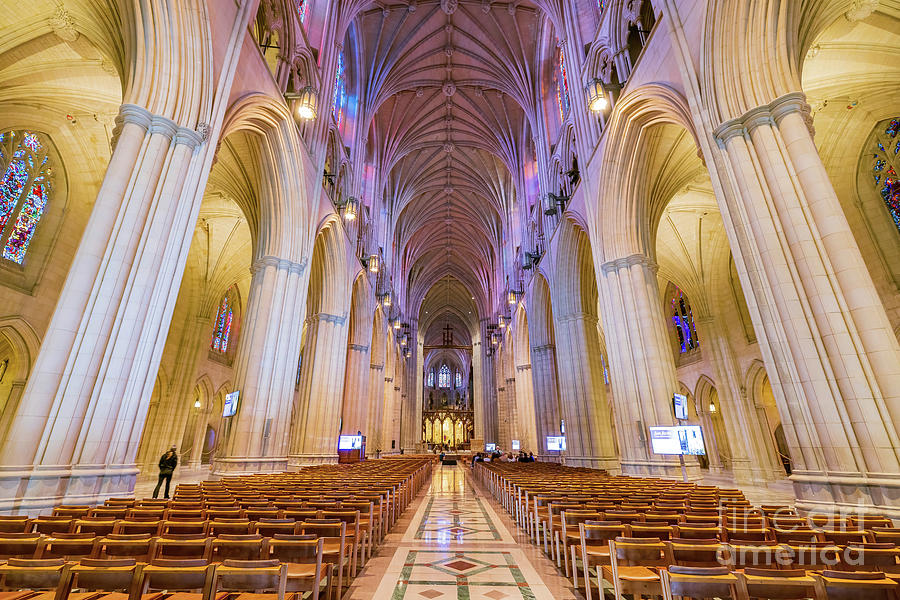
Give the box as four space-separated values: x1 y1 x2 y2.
511 440 520 451
485 443 496 452
673 393 688 420
223 391 240 417
649 425 706 456
546 436 567 451
338 435 363 450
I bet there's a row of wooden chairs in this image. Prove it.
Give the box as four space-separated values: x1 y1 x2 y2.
0 554 329 600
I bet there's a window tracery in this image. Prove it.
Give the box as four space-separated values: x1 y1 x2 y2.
426 369 434 388
211 293 234 353
455 370 462 388
333 50 346 127
671 287 699 353
872 117 900 232
0 131 51 264
296 0 308 23
438 364 451 388
555 47 570 121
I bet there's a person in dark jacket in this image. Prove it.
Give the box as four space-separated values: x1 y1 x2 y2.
153 446 178 499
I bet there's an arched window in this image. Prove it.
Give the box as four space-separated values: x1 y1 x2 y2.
872 117 900 232
596 0 606 10
0 131 51 264
671 287 699 353
295 0 308 24
211 293 234 353
555 46 570 121
426 369 434 388
455 370 462 389
332 50 347 127
438 364 451 389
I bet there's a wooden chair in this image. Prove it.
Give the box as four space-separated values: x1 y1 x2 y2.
158 520 209 536
724 542 789 569
840 544 900 575
0 517 31 534
0 558 70 600
208 519 252 536
319 511 362 575
30 517 74 536
675 523 722 541
210 535 265 562
253 519 298 538
210 559 287 600
558 510 603 577
64 558 142 600
784 543 843 571
722 525 773 543
603 537 668 599
774 528 825 544
660 565 742 600
340 501 377 560
575 522 627 600
71 518 118 537
152 535 212 560
92 534 156 562
871 528 900 545
0 533 44 560
815 570 900 600
739 567 821 599
51 507 92 520
112 519 161 537
299 520 349 594
89 508 128 521
137 559 217 600
265 536 330 600
667 538 726 567
35 533 98 560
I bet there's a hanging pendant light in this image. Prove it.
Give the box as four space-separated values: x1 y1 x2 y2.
295 86 318 120
586 78 608 112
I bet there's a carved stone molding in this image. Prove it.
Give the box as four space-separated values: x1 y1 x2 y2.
601 253 657 274
349 343 369 352
713 92 813 143
251 255 307 276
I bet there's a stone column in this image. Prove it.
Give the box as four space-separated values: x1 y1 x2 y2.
694 314 783 483
340 343 370 436
289 312 349 464
187 404 211 469
215 256 308 472
514 363 539 454
0 105 208 512
530 344 561 458
472 339 485 443
713 93 900 515
553 312 618 470
365 362 384 455
599 254 699 479
479 320 498 444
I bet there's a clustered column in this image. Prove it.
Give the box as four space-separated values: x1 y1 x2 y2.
530 344 561 458
713 92 900 514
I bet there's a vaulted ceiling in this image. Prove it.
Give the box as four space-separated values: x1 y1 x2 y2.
353 0 549 337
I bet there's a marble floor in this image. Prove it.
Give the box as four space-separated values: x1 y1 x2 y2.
346 464 581 600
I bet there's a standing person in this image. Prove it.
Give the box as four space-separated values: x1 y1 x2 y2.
153 446 178 499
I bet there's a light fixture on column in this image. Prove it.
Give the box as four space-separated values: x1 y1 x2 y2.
285 86 319 120
194 399 201 409
344 197 358 220
400 334 407 347
586 78 622 113
498 314 507 329
709 401 717 413
393 318 401 330
380 291 392 307
507 287 523 305
367 254 379 273
403 347 411 358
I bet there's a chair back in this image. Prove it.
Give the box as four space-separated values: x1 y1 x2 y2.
661 565 740 599
94 534 155 561
0 558 69 594
68 558 139 593
0 533 44 559
210 534 265 561
740 567 820 600
36 533 97 559
213 559 287 600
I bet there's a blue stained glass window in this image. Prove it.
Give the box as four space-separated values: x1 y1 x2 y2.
333 51 346 126
438 364 451 389
0 130 51 264
873 118 900 233
671 287 699 353
454 370 462 388
426 369 434 387
211 294 234 352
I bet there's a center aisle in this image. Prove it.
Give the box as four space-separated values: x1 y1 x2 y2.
347 463 580 600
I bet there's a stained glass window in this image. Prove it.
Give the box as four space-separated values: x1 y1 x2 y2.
455 370 462 388
555 47 570 121
872 117 900 233
597 0 606 9
332 50 346 127
296 0 308 23
438 364 451 389
0 130 51 264
426 369 434 387
671 287 699 353
211 294 234 353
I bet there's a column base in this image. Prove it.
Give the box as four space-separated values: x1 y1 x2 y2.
730 458 785 487
0 463 139 515
211 456 289 474
621 458 703 481
791 470 900 519
286 454 339 468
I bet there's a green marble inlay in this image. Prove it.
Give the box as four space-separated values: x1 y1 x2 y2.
389 550 538 599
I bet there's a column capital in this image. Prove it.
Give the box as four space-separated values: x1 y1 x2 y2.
370 363 384 370
713 91 811 143
348 343 369 353
601 253 657 274
251 255 308 275
558 311 599 324
115 104 206 149
315 312 346 325
531 343 555 353
516 363 532 371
